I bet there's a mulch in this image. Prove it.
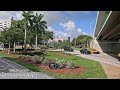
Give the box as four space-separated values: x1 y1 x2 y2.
17 58 85 75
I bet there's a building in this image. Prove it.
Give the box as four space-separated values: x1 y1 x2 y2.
92 11 120 53
68 36 70 42
0 17 13 31
48 38 64 43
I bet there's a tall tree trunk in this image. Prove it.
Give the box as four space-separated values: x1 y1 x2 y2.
35 33 38 50
8 42 10 54
13 42 16 52
2 43 4 51
24 29 27 53
22 42 24 49
74 38 76 47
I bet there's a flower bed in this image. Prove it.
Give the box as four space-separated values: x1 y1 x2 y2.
18 55 85 75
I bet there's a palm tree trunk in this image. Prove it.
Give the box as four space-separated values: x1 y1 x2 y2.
8 42 10 54
24 29 27 53
13 42 16 52
74 38 76 47
2 43 4 51
35 33 38 50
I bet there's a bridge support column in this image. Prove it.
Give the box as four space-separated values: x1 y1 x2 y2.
92 39 120 54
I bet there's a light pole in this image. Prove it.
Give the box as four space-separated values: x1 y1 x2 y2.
90 22 94 48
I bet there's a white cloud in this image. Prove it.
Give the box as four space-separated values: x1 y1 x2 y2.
77 28 82 33
82 32 87 35
60 20 75 31
0 11 89 41
47 26 55 32
35 11 65 26
59 20 84 41
0 11 22 20
48 26 70 40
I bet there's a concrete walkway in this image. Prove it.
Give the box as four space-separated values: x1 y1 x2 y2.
65 50 120 67
0 58 54 79
47 49 120 67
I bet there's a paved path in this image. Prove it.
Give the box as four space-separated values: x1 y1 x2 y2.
48 49 120 67
0 58 54 79
66 50 120 67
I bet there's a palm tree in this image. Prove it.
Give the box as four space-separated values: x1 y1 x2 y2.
22 11 33 53
32 13 47 50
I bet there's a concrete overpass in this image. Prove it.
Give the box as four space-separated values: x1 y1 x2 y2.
93 11 120 54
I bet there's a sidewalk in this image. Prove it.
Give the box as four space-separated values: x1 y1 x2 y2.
64 50 120 67
0 57 54 79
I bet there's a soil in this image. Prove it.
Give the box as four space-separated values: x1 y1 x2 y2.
39 65 85 74
17 57 85 75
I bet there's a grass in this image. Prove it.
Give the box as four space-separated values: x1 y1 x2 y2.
72 47 81 51
0 51 41 72
0 51 107 79
44 51 107 79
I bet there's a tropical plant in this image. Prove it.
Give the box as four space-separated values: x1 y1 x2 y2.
56 60 65 69
22 11 34 53
42 58 49 66
66 61 76 69
33 55 44 64
31 12 47 50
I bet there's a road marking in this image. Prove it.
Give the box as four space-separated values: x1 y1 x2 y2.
0 65 10 70
2 58 28 70
0 59 18 70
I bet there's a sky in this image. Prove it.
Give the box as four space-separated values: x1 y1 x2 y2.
0 11 98 41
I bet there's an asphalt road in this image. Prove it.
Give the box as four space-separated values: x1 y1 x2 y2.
0 58 28 73
0 58 54 79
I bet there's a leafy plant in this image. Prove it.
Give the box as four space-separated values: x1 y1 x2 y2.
33 55 44 64
19 55 26 60
49 62 58 69
25 55 32 61
42 58 49 66
56 60 65 69
66 61 76 69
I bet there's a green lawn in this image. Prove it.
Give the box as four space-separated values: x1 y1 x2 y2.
72 47 81 51
0 51 107 79
45 51 107 79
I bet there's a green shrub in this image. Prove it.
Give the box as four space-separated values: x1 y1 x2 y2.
42 58 49 66
23 52 34 56
19 55 32 61
25 55 32 61
66 61 76 69
19 55 26 60
33 55 44 64
56 60 65 69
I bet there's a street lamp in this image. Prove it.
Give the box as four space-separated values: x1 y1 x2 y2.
90 22 94 49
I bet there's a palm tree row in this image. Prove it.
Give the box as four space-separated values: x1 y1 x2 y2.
0 11 53 54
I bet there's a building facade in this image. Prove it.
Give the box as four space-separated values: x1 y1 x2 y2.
0 17 13 31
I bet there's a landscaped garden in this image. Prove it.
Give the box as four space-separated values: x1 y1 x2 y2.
0 50 107 79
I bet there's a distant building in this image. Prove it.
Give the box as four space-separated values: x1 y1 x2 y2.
0 17 13 31
68 36 70 42
48 38 64 43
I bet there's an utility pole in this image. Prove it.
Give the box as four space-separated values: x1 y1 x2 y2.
90 22 94 49
74 38 76 47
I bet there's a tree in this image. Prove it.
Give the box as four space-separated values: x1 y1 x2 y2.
32 12 47 50
71 35 92 47
22 11 34 53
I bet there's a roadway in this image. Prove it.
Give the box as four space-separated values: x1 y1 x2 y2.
0 58 54 79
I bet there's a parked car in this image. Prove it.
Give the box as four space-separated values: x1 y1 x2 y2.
64 46 73 52
80 48 91 54
90 49 100 54
118 53 120 60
